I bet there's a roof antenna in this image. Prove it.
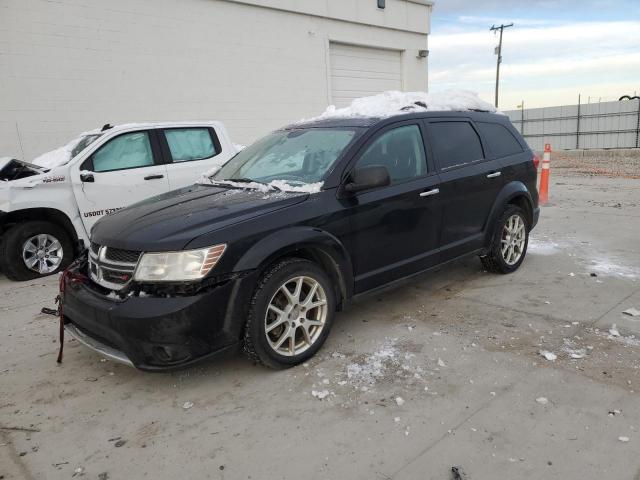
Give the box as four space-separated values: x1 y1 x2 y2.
101 123 113 131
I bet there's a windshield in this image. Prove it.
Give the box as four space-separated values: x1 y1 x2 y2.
71 134 101 158
213 128 357 188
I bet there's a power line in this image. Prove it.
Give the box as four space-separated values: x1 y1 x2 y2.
490 23 513 109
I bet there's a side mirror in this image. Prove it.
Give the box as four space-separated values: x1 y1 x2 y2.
344 165 390 194
80 172 95 183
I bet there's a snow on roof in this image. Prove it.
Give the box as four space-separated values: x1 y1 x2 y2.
305 90 499 123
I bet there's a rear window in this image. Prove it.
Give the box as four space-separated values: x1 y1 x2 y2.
476 122 523 158
428 122 484 170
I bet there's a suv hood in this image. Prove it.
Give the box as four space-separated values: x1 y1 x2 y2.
91 184 308 251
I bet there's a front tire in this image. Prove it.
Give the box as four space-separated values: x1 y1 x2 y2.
0 221 74 281
480 205 529 274
243 258 336 369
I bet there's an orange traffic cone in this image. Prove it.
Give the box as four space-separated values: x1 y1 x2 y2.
539 143 551 205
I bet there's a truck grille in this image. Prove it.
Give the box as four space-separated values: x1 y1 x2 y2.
89 243 141 290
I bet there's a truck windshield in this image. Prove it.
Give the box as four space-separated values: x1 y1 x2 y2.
213 128 357 185
71 134 102 158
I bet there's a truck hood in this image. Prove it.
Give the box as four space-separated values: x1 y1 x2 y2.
91 184 308 251
0 158 48 182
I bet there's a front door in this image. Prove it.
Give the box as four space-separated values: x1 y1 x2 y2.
425 119 505 260
71 130 169 232
344 122 442 293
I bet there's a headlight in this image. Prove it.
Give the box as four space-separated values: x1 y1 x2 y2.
134 244 226 282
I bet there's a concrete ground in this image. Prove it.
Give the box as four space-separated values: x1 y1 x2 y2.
1 171 640 480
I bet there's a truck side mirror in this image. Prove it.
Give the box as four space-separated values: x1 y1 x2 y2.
80 172 95 183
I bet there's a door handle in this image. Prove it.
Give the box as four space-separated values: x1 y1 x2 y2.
419 188 440 197
144 174 164 180
486 171 502 178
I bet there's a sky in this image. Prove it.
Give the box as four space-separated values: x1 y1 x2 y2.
428 0 640 110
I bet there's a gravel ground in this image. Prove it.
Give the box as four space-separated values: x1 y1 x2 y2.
1 168 640 480
550 148 640 179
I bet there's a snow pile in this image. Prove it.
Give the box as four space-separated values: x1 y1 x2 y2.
306 90 498 122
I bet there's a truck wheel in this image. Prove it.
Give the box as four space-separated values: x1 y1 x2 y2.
480 205 529 274
243 258 336 369
0 221 74 281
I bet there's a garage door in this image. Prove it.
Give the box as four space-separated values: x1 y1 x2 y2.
329 43 403 107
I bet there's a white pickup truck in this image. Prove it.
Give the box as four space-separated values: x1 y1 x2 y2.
0 121 237 280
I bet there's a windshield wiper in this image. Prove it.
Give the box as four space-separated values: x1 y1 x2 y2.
221 177 282 192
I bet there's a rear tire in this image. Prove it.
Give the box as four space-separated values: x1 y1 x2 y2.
0 221 74 281
480 205 529 274
243 258 336 369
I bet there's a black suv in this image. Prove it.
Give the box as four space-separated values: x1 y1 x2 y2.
60 110 539 371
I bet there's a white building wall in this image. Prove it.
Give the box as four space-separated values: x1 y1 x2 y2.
0 0 431 160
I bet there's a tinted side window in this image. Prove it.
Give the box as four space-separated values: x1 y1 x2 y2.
164 128 217 162
92 132 154 172
356 125 427 183
476 122 523 158
429 122 484 170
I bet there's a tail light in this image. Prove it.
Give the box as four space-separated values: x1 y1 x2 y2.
532 153 540 169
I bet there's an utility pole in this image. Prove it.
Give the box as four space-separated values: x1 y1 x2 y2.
490 23 513 108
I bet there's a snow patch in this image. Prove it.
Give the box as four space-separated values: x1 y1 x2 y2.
527 237 562 256
586 257 639 280
539 350 557 361
32 129 101 168
345 340 399 386
199 177 323 194
311 390 330 400
304 90 498 122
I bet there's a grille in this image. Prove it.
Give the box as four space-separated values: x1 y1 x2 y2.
88 244 140 290
105 247 141 264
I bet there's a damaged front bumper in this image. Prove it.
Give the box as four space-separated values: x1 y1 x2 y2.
60 261 258 371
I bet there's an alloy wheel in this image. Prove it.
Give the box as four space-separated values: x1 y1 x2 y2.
264 276 328 356
500 214 526 266
22 234 64 274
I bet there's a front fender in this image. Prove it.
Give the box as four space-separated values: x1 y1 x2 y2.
483 181 534 248
233 226 354 301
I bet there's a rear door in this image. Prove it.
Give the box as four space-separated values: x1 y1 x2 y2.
475 120 534 195
158 126 231 189
425 118 504 260
71 130 169 232
344 122 442 293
